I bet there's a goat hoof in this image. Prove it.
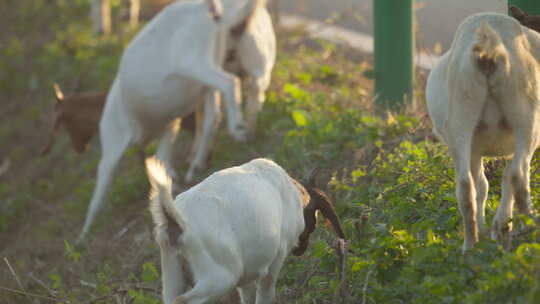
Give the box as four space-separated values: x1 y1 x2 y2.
491 221 512 250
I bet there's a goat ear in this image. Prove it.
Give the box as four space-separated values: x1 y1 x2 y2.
292 207 317 256
304 167 320 187
510 5 527 21
53 83 64 102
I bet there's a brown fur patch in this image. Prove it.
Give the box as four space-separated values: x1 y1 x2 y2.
475 54 497 76
498 118 511 131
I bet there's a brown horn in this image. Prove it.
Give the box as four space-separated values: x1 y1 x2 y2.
312 189 346 239
311 188 348 293
53 83 64 102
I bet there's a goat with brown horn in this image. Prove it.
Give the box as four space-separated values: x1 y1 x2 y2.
147 158 347 303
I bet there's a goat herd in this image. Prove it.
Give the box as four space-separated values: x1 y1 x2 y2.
39 1 540 303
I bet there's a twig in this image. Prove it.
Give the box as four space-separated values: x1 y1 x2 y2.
29 272 58 298
362 268 373 304
299 261 320 290
334 239 349 302
114 219 138 240
511 225 539 238
0 158 9 177
80 280 97 289
4 257 31 302
85 286 121 304
0 286 64 302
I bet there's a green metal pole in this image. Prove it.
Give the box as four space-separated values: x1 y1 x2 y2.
508 0 540 14
374 0 414 109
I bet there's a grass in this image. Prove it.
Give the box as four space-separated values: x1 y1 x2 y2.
1 1 540 303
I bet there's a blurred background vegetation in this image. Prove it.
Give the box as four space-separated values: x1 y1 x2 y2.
1 0 539 303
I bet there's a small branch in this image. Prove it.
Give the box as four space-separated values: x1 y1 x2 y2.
29 272 58 298
114 219 138 240
334 239 349 302
4 257 31 303
511 225 538 238
300 262 320 289
85 286 121 304
0 158 9 177
0 286 65 302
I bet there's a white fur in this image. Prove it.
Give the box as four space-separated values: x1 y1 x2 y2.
185 4 276 183
426 12 540 252
78 0 265 240
147 158 305 304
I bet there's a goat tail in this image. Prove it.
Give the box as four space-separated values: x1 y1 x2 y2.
472 22 508 77
213 0 264 29
207 0 223 21
146 157 185 247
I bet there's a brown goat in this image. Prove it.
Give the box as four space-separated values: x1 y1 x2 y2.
510 5 540 33
41 84 106 156
41 84 197 156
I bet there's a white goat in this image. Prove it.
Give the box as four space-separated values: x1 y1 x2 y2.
185 3 276 182
78 0 263 240
146 158 347 304
426 12 540 252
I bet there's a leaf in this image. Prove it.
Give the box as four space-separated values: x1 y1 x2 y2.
291 110 310 127
48 273 62 290
312 240 328 259
351 168 367 182
308 275 327 286
64 240 81 262
141 262 160 283
283 83 309 101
